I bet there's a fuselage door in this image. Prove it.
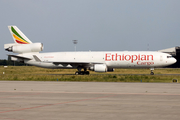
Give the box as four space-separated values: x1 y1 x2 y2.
160 55 163 61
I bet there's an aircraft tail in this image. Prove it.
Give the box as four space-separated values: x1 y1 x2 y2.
5 26 43 54
8 26 32 44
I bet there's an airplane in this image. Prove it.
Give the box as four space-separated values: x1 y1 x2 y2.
4 26 177 75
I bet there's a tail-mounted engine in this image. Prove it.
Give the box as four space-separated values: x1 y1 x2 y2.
4 43 43 54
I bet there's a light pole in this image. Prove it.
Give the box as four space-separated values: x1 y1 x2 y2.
73 40 78 51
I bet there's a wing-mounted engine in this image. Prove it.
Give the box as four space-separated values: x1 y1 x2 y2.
4 43 43 54
94 64 107 72
89 64 114 72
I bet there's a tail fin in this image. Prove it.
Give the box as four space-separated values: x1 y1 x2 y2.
8 26 32 44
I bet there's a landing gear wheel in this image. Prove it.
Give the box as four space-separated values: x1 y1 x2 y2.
75 71 89 75
75 71 79 75
150 72 154 75
84 71 89 75
80 72 84 75
75 67 90 75
150 68 154 75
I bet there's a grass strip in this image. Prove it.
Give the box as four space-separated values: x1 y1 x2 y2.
0 66 179 82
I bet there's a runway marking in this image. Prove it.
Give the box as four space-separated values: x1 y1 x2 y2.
0 94 117 114
0 93 40 99
42 91 180 96
0 91 180 96
0 117 24 120
0 90 180 114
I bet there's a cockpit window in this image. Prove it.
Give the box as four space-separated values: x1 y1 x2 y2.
167 56 172 58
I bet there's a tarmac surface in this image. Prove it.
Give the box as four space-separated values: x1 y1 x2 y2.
0 81 180 120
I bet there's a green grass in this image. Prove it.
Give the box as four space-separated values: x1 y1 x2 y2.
0 66 179 82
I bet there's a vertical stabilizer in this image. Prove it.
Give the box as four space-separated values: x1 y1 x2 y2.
8 26 32 44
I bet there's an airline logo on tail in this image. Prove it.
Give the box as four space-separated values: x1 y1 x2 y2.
9 26 32 44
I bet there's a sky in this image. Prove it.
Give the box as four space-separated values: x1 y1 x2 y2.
1 0 180 59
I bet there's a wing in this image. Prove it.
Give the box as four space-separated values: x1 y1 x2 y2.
8 54 32 60
51 61 103 68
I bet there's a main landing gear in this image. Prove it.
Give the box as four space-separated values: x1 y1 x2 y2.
75 67 90 75
150 68 154 75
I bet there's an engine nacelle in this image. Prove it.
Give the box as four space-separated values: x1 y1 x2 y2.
4 43 43 53
94 64 107 72
89 64 107 72
89 64 114 72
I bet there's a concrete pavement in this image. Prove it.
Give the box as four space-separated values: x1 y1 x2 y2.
0 81 180 120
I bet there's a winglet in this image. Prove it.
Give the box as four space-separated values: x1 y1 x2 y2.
8 26 32 44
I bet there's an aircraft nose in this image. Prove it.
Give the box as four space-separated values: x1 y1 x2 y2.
171 57 177 64
173 58 177 64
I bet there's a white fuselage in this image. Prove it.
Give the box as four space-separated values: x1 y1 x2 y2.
5 26 177 74
21 51 176 69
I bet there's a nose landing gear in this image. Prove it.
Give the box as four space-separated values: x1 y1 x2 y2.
150 68 154 75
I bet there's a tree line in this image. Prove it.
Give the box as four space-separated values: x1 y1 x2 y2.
0 56 26 66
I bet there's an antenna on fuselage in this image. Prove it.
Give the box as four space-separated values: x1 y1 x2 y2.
73 40 78 51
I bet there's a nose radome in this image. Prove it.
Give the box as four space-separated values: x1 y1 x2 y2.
172 58 177 64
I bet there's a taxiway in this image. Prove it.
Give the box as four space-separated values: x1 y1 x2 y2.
0 81 180 120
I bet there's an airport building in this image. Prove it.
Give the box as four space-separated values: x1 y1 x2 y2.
158 46 180 68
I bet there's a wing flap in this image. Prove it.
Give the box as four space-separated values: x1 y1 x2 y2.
47 61 103 67
52 61 102 64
